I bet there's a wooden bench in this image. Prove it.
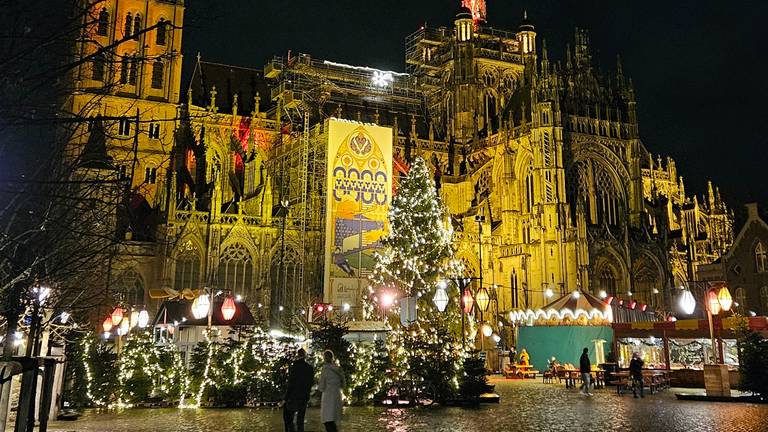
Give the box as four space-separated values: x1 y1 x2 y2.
524 370 539 379
611 379 630 395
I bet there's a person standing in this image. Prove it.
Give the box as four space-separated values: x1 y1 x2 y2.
629 352 645 398
318 350 345 432
283 348 314 432
579 347 593 396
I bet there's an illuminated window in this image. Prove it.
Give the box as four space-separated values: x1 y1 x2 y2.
756 242 767 273
174 242 201 291
151 60 164 89
97 8 109 36
148 122 161 139
144 166 157 184
118 117 131 136
156 18 166 45
524 168 534 213
218 244 255 297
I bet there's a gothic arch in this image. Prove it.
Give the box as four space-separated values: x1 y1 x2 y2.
172 237 203 291
112 268 145 306
592 247 628 296
567 150 628 226
632 252 663 307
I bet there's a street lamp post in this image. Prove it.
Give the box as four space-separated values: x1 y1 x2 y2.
679 284 732 364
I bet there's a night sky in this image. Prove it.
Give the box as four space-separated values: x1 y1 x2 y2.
182 0 767 219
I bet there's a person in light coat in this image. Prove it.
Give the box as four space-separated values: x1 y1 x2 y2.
318 350 345 432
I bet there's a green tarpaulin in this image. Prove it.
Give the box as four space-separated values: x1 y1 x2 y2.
516 326 614 371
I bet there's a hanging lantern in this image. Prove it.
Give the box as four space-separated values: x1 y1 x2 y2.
481 323 493 337
605 296 614 305
462 289 474 314
476 287 490 312
137 309 149 328
191 294 210 320
679 289 696 315
707 290 721 315
118 318 130 336
129 310 139 328
629 301 637 310
221 296 237 321
433 286 449 312
102 316 113 332
110 306 124 326
717 286 733 312
640 304 648 312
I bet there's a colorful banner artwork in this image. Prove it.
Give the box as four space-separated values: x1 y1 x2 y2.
324 119 393 310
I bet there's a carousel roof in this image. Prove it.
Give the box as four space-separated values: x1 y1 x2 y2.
510 289 659 326
542 290 606 311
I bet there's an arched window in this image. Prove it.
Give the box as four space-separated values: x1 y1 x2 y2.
129 54 138 85
270 247 306 311
120 53 129 84
133 14 142 39
734 287 746 310
174 242 201 291
755 242 767 273
91 53 105 81
124 12 132 37
599 267 617 297
761 286 768 313
634 263 659 307
524 166 534 214
217 244 255 298
155 18 166 45
113 269 144 306
97 8 109 36
151 60 164 89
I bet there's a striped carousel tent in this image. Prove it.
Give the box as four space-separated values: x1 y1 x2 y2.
509 290 658 327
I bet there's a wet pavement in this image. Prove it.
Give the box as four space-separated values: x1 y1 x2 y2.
49 378 768 431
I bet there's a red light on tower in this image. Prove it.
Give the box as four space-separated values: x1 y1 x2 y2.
462 0 487 24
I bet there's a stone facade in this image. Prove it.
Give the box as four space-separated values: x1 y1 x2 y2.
66 1 733 324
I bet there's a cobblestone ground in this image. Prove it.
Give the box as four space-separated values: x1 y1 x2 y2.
49 378 768 432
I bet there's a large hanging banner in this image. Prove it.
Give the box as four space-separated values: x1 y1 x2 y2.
324 119 392 310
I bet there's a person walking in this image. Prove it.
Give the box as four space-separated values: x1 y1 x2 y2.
283 348 314 432
318 350 345 432
579 347 593 396
629 352 645 398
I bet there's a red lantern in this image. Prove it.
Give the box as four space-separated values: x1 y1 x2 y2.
462 289 474 314
102 316 113 332
605 296 614 305
707 290 721 315
221 296 237 321
111 306 124 326
640 304 648 312
629 301 637 310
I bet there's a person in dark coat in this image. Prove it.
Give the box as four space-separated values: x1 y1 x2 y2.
283 348 314 432
629 352 645 398
579 347 593 396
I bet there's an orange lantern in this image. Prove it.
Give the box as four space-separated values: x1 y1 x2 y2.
221 296 237 321
102 316 113 332
111 306 124 326
462 289 474 314
707 290 721 315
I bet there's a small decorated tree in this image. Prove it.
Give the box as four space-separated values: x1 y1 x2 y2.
459 350 494 403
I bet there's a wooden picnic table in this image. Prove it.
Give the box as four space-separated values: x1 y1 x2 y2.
611 370 670 395
561 369 605 389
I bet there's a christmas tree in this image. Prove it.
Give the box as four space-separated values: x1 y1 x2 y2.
368 156 464 402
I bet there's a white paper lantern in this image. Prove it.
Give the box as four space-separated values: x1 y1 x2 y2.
679 289 696 315
433 286 449 312
191 294 210 320
137 309 150 328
